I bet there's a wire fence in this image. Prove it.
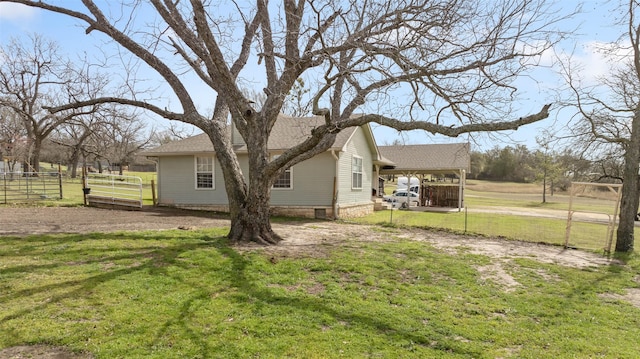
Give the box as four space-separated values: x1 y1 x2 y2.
374 208 625 253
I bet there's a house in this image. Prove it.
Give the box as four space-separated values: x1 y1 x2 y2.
142 115 393 219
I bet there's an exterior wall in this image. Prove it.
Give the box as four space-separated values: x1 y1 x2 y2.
336 127 374 213
156 127 377 219
157 152 335 208
270 151 335 207
164 204 334 219
270 206 334 219
157 155 228 205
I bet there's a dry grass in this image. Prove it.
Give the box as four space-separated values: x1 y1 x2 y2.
465 180 545 194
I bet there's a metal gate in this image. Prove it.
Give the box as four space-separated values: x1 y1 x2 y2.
1 172 62 203
85 173 143 209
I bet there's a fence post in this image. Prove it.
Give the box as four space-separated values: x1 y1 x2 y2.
58 172 63 199
82 166 88 206
464 206 468 233
58 164 63 199
151 179 157 206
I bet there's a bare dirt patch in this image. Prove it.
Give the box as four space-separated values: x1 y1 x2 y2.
476 262 521 292
0 344 93 359
0 205 229 236
600 289 640 309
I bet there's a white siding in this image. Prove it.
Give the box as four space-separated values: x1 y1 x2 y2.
336 127 374 206
157 155 228 205
270 152 335 206
158 153 335 207
156 127 374 209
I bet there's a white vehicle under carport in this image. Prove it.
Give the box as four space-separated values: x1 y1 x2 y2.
384 190 420 208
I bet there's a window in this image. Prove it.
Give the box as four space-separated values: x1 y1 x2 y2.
352 156 363 189
195 156 214 189
272 155 293 189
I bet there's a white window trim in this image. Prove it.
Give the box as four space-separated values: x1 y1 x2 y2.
271 154 294 190
352 155 363 190
194 156 215 190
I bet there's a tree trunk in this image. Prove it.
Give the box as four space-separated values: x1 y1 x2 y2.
202 113 282 245
29 139 42 173
69 147 80 179
227 181 281 245
615 110 640 252
542 168 547 203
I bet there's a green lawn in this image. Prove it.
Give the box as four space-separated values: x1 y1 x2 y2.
1 229 639 358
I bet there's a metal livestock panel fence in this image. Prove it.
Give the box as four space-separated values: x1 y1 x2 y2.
84 173 143 209
1 172 63 203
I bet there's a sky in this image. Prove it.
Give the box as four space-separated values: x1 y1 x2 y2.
0 0 627 152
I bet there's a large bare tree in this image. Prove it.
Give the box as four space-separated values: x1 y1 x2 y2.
98 111 153 175
2 0 571 244
561 0 640 252
0 106 27 173
0 34 107 173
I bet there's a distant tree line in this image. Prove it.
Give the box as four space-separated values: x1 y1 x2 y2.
469 144 607 191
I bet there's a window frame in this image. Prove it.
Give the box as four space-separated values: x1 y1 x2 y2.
194 156 215 190
352 155 363 190
271 155 294 190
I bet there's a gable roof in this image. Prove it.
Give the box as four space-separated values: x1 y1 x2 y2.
378 143 470 175
142 115 373 156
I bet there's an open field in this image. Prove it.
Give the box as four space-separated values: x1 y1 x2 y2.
0 206 639 358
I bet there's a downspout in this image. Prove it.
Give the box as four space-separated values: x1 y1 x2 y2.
331 150 340 219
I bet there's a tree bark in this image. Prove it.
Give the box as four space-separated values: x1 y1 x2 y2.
542 169 547 203
615 109 640 252
227 183 281 245
202 109 282 245
29 138 42 173
69 146 80 178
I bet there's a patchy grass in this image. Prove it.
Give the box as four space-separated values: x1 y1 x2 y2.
355 210 638 252
1 229 640 358
373 179 627 252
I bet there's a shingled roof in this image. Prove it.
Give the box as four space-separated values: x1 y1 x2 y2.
378 143 470 175
142 115 367 156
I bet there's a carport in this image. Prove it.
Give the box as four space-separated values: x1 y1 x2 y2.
377 143 470 211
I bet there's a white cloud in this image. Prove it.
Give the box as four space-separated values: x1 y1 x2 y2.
572 40 632 83
0 3 37 21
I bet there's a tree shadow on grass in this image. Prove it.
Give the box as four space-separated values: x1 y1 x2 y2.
1 231 479 357
0 231 224 351
202 246 481 357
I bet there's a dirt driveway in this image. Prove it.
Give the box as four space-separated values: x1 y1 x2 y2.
0 206 230 236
